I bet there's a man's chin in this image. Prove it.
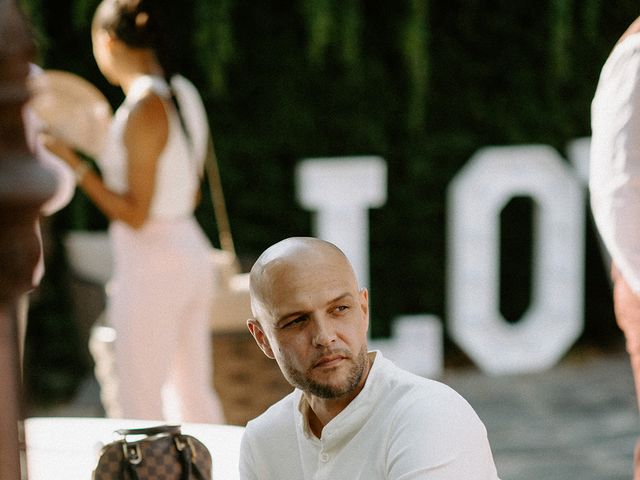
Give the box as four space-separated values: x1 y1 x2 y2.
306 373 359 399
307 382 352 399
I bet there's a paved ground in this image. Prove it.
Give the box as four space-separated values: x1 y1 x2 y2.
31 348 640 480
444 350 639 480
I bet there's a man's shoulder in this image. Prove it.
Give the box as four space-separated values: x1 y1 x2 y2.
379 356 459 396
244 389 298 439
377 356 481 420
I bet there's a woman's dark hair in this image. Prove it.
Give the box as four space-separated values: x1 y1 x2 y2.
93 0 178 77
93 0 159 50
93 0 189 135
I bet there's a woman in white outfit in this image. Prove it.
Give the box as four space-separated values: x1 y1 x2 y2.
42 0 225 423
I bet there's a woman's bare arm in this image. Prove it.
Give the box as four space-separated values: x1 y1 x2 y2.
42 92 168 229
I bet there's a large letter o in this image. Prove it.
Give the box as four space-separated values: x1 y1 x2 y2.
447 145 585 375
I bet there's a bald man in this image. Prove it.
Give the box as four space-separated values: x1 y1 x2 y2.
239 237 500 479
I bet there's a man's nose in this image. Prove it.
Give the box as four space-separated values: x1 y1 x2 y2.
311 316 337 347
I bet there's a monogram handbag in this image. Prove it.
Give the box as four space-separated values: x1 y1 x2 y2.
92 424 212 480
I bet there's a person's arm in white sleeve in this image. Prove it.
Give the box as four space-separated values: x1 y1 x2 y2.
590 38 640 294
33 131 76 216
22 102 76 216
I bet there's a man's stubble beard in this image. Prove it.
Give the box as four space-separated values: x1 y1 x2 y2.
282 344 369 399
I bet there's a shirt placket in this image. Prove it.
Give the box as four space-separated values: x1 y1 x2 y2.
314 428 339 480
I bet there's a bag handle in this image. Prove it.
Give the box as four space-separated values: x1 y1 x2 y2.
115 424 181 437
121 429 209 480
204 133 236 256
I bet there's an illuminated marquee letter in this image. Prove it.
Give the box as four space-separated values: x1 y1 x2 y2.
296 156 387 288
447 146 585 375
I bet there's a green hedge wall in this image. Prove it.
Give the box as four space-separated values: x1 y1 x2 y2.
19 0 636 403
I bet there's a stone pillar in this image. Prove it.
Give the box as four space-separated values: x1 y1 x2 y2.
0 1 56 478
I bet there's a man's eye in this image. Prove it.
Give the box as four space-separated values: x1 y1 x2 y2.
284 316 307 328
335 305 349 313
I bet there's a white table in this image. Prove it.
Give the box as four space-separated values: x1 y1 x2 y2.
25 417 244 479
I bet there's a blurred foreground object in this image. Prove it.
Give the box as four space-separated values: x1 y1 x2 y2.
27 69 112 159
0 0 56 478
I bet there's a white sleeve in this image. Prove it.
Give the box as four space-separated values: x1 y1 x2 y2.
590 36 640 293
386 387 500 480
22 80 76 216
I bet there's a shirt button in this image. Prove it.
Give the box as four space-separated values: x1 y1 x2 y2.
320 453 329 462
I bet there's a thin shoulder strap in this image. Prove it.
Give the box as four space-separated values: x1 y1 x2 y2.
170 75 236 255
204 133 235 255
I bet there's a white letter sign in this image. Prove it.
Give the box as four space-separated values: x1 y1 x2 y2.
296 156 387 289
447 145 585 375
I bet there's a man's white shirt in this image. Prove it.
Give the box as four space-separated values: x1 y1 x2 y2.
239 351 500 480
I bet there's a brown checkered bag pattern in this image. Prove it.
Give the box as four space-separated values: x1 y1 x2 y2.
92 430 212 479
93 445 124 479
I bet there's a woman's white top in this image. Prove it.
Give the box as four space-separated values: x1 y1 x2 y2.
590 33 640 294
98 74 208 220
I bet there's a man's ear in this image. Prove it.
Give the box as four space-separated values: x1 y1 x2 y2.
247 318 275 359
359 288 369 319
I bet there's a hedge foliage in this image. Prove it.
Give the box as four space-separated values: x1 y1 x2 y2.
18 0 636 402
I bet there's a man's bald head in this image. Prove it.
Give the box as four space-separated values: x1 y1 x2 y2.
249 237 358 322
246 237 371 402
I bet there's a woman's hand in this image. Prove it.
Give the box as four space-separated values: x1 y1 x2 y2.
38 132 80 168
